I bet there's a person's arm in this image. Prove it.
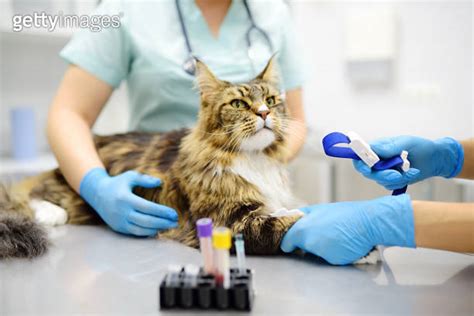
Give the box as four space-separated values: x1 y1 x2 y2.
273 1 307 162
281 195 474 265
47 65 178 236
458 139 474 179
284 88 307 160
47 65 111 192
413 200 474 252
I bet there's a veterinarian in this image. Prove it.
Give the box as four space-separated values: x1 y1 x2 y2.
47 0 306 236
282 136 474 265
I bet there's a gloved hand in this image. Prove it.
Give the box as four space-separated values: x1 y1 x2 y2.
280 195 415 265
80 168 178 236
353 136 464 190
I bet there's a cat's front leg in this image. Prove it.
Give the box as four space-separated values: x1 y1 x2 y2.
188 201 303 255
230 209 303 255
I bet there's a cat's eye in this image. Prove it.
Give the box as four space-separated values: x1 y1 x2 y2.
230 99 249 109
265 97 275 107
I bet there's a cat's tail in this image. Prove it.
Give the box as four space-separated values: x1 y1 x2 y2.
0 184 49 259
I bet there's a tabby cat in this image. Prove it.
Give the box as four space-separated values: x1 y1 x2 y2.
0 56 304 259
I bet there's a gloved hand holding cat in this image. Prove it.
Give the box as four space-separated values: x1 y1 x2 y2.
80 168 178 236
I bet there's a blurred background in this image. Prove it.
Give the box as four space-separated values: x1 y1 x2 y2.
0 0 472 203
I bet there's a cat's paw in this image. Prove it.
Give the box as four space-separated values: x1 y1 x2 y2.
30 199 68 226
354 249 380 265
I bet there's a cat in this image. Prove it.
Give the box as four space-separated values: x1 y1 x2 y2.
0 56 305 259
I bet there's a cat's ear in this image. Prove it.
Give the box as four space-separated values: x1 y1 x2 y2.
195 59 226 98
256 53 279 85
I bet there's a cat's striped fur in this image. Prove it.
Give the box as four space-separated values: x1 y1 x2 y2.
0 57 302 259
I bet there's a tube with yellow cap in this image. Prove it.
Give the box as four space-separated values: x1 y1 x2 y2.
212 227 231 289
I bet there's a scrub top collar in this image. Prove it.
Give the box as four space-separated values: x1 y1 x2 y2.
180 0 245 47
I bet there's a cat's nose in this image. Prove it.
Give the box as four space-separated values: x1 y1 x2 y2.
256 110 270 120
256 104 270 120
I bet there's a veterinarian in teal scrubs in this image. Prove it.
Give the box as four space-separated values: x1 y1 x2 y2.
48 0 307 236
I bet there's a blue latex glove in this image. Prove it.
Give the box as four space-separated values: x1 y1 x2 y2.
280 195 415 265
353 136 464 190
80 168 178 236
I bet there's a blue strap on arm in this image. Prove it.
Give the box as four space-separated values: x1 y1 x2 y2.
322 132 407 196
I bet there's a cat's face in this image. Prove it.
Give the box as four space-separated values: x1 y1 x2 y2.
195 57 288 153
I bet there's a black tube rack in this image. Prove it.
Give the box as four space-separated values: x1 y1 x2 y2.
159 267 255 311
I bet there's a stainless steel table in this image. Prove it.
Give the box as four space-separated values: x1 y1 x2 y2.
1 225 473 315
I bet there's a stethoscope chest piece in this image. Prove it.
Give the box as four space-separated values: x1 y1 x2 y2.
247 44 259 61
183 55 197 76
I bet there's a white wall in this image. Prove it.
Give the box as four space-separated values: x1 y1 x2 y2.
0 0 128 156
0 34 68 155
291 0 473 140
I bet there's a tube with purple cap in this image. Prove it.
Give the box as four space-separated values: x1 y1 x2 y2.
196 218 214 274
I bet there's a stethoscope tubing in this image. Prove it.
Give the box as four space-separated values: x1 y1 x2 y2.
175 0 273 75
175 0 193 55
242 0 273 52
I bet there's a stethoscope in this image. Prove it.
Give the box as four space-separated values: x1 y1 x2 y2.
175 0 274 76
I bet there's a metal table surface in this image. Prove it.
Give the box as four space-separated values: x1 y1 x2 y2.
1 225 473 315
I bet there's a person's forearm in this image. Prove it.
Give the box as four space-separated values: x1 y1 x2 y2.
47 107 104 192
283 88 307 161
457 139 474 180
413 200 474 253
47 66 113 192
285 119 307 161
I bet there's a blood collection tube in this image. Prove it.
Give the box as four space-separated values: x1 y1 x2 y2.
183 264 200 287
234 233 246 275
165 264 182 287
196 218 214 274
212 227 231 289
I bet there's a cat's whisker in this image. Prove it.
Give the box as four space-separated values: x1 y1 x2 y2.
228 126 253 153
280 130 306 143
198 120 258 137
277 120 304 130
279 122 304 132
279 122 307 133
279 115 305 122
227 131 247 153
196 125 241 136
279 119 307 128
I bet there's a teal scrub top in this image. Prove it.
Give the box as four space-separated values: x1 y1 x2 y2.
60 0 305 132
